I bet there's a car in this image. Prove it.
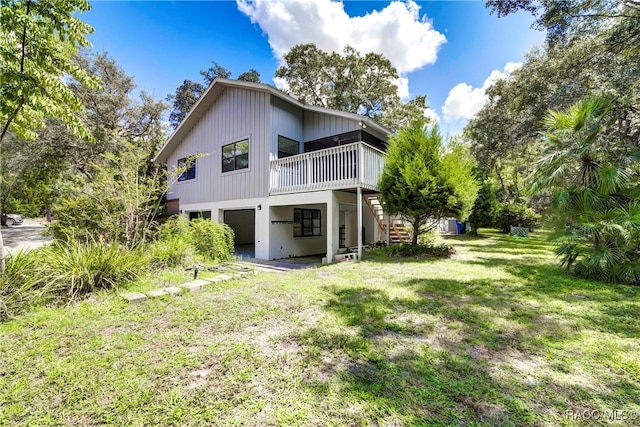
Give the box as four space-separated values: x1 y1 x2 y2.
4 213 23 226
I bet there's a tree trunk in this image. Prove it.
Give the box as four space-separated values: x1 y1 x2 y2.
496 167 507 202
410 217 422 245
0 228 4 274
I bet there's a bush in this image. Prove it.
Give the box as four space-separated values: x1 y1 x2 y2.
495 202 540 233
47 193 107 242
367 243 455 259
156 215 192 241
188 218 235 262
556 225 640 286
151 216 235 265
417 229 438 246
150 235 190 268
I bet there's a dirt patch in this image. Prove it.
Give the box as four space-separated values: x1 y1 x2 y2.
187 368 213 389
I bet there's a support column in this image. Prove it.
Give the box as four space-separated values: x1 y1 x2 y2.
326 191 339 263
357 187 363 260
255 204 269 260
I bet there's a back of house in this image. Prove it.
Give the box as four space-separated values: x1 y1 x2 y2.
154 78 393 261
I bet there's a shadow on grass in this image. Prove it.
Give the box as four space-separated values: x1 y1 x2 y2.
293 264 640 424
293 282 536 424
361 253 445 265
457 243 640 340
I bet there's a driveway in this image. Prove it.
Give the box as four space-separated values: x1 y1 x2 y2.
1 218 52 257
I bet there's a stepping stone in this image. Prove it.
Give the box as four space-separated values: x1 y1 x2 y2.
181 282 204 292
164 286 182 295
121 292 147 303
147 289 168 298
208 274 231 283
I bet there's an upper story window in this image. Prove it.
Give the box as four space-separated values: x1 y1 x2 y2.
177 157 196 181
222 139 249 173
278 135 300 158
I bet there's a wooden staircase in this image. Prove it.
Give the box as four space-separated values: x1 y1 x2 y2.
364 195 411 244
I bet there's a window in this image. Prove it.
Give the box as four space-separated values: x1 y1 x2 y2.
189 211 211 220
222 139 249 172
278 135 300 158
177 157 196 181
294 208 321 237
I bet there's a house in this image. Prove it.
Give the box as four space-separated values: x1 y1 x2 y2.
153 78 409 262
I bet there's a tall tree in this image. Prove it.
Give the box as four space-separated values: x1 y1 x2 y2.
0 0 98 273
49 52 168 247
167 80 205 129
379 120 478 244
276 43 397 116
199 61 232 85
486 0 639 47
468 173 499 235
276 43 433 130
467 1 639 196
237 69 261 83
33 52 166 179
0 0 99 143
167 62 260 129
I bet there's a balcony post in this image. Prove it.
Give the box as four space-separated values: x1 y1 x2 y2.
358 143 364 183
357 186 363 260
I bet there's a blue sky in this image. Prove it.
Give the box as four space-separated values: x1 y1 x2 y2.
83 1 544 135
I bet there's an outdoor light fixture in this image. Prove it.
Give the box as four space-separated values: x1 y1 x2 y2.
257 204 262 210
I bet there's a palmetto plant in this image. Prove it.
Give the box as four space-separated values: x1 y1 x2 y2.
531 97 640 285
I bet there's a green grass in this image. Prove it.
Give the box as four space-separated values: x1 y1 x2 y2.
1 230 639 426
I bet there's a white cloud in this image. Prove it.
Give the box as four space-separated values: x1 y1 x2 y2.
394 76 410 101
237 0 446 98
442 62 522 122
424 108 440 124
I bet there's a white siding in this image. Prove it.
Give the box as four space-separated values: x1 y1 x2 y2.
166 87 271 204
303 110 361 142
270 97 303 159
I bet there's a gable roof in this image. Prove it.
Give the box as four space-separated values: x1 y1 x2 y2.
153 78 391 163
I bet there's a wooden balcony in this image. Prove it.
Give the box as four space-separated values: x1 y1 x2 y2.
269 142 385 195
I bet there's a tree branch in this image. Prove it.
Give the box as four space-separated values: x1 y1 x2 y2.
0 0 31 144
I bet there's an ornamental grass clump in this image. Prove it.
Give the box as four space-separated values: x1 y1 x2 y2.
40 239 148 299
0 250 47 319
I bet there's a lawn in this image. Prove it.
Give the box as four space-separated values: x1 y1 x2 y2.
1 231 639 426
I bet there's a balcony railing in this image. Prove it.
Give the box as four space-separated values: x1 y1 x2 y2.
269 142 385 194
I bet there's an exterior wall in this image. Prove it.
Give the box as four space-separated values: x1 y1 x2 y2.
270 97 303 160
180 190 382 261
303 110 361 142
269 191 338 261
268 204 327 259
166 87 271 205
